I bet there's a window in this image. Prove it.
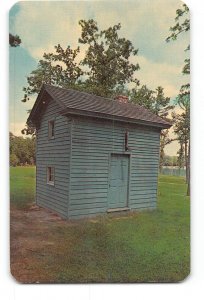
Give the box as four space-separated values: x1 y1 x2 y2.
48 120 55 139
47 167 55 185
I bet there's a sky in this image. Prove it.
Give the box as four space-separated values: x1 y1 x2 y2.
9 0 190 156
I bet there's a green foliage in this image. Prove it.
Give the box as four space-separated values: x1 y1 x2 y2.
166 3 190 191
9 33 21 47
166 4 189 42
172 96 190 144
159 129 174 171
130 85 173 118
129 85 174 171
78 19 140 97
166 3 190 96
22 45 83 103
21 19 142 134
10 153 19 167
177 142 185 169
163 155 178 166
10 168 190 282
21 124 36 136
172 95 190 174
129 85 155 109
22 19 140 103
10 132 36 166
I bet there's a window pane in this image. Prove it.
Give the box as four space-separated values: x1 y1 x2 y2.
51 122 54 136
49 120 55 138
47 167 54 183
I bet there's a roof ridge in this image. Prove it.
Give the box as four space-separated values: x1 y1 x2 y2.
28 84 171 129
44 83 112 102
44 83 151 111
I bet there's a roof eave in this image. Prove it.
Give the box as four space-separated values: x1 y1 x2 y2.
27 84 67 126
27 85 46 126
60 108 171 129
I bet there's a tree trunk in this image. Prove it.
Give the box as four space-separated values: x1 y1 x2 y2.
184 138 188 183
159 147 164 173
187 140 190 196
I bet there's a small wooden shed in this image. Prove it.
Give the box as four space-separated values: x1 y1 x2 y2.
28 84 171 219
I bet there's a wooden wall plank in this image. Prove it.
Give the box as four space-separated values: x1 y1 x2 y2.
69 116 160 217
36 97 71 218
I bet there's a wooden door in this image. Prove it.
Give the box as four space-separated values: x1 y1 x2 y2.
108 154 129 209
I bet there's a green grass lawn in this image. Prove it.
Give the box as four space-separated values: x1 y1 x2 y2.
10 166 36 209
10 167 190 283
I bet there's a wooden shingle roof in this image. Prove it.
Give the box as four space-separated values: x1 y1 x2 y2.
27 84 171 129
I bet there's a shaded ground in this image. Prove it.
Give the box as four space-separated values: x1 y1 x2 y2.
10 167 190 283
10 206 68 283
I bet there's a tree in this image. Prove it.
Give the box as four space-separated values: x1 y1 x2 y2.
159 130 174 172
129 85 155 110
21 45 83 135
22 19 140 103
10 153 19 167
130 85 174 171
163 155 178 166
130 85 173 117
22 19 141 134
172 95 190 182
166 3 190 96
21 19 141 134
9 33 21 47
166 3 190 195
22 45 83 103
78 19 140 97
10 132 36 166
177 141 185 169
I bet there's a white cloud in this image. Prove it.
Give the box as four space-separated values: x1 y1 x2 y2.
10 122 26 136
129 55 187 98
165 139 179 156
14 1 90 60
10 0 189 152
30 45 56 61
13 0 189 63
13 0 189 100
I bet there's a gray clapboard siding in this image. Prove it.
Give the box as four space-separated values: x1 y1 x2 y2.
36 97 71 218
29 84 171 219
67 116 160 217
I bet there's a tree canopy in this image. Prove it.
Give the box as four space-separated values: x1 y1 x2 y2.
21 18 172 172
10 132 35 166
78 19 140 97
130 85 173 118
22 45 83 103
9 33 21 47
166 3 190 97
166 3 190 194
22 19 140 106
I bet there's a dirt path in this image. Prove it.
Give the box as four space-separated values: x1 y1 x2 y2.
10 206 68 283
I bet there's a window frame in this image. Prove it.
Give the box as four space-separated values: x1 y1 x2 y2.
47 166 55 186
48 119 55 139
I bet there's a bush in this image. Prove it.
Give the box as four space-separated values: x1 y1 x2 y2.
10 153 19 167
10 132 36 166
